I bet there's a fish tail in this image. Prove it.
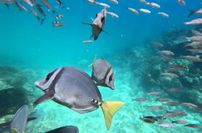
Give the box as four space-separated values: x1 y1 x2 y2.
101 101 124 129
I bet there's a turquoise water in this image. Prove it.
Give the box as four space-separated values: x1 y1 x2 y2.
0 0 202 133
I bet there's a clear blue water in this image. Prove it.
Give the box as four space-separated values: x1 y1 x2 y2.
0 0 202 133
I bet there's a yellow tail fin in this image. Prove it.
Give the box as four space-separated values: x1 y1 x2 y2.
101 101 124 129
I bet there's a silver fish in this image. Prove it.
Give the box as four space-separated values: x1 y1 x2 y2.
34 66 124 129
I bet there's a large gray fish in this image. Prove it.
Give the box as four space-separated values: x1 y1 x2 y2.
83 8 107 40
46 126 79 133
92 59 115 89
34 66 124 129
0 105 36 133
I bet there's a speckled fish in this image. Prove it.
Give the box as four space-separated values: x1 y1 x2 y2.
92 59 115 89
34 66 124 129
46 126 79 133
10 105 29 133
128 7 139 14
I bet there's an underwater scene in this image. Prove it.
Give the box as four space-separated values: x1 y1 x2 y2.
0 0 202 133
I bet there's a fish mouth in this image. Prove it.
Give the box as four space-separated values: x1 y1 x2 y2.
71 105 98 114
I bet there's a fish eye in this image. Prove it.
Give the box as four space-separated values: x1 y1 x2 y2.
91 99 98 104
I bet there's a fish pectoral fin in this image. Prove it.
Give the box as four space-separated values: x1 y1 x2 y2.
82 22 93 26
102 29 110 35
101 101 124 129
0 121 11 129
33 92 54 106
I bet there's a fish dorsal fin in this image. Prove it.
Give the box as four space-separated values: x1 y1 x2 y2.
88 55 97 67
101 101 124 129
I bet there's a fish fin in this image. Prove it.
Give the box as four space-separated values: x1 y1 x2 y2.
82 22 93 26
33 91 54 105
11 128 18 133
188 10 195 17
88 55 97 67
0 121 11 129
4 3 9 8
101 101 124 129
102 29 110 35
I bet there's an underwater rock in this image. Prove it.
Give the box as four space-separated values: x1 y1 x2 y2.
0 88 29 118
0 66 27 89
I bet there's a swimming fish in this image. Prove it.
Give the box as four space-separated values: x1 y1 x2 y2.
10 105 29 133
178 0 185 6
0 105 36 133
53 21 64 27
83 8 107 40
160 73 179 78
133 98 146 102
106 11 119 18
149 2 160 8
151 42 163 47
172 120 188 124
185 124 202 128
139 0 149 5
91 59 115 89
166 102 180 106
40 0 55 13
188 8 202 17
147 91 161 96
181 55 202 62
185 18 202 25
46 126 79 133
95 1 110 8
156 98 170 102
181 102 198 108
159 123 175 128
128 7 139 14
158 12 169 18
159 50 175 56
34 66 124 129
163 111 187 118
82 40 94 44
109 0 118 4
148 106 163 110
140 116 163 123
139 8 151 14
